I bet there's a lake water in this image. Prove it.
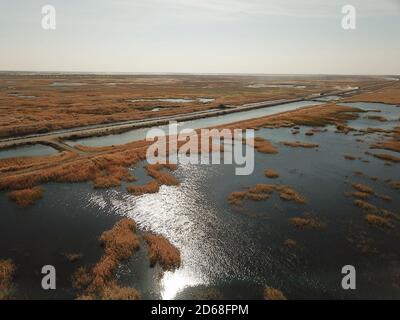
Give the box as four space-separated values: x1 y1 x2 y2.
247 84 306 89
0 102 399 300
128 98 215 104
0 144 57 160
314 95 342 101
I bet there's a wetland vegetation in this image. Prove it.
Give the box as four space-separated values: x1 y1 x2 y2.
0 74 399 300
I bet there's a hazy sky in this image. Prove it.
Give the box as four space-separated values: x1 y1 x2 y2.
1 0 399 74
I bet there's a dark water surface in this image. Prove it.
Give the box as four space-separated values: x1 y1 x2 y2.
0 102 399 299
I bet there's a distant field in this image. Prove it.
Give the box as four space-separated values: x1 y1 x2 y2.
0 73 387 138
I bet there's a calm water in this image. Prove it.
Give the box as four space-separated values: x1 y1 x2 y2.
315 95 342 101
0 102 399 300
0 144 57 160
339 102 400 130
128 98 215 104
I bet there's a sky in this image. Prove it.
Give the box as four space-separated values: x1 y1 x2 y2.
0 0 399 75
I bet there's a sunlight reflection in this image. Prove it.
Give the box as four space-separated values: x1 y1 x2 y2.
161 269 204 300
89 163 220 299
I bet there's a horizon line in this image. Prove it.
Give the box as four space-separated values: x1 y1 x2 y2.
0 70 399 78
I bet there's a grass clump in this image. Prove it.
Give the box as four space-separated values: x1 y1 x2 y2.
366 214 393 229
127 180 160 195
366 115 387 122
371 139 400 153
352 198 398 229
281 141 319 148
305 129 314 136
376 194 392 202
72 267 92 290
100 281 141 300
353 199 379 212
94 166 136 188
0 259 15 300
264 286 287 300
227 191 247 206
248 184 275 194
290 214 324 229
264 169 279 179
228 184 305 206
90 218 140 288
7 186 43 207
346 191 370 200
99 218 140 267
372 153 400 163
143 233 181 271
247 184 274 201
252 137 278 154
344 155 356 160
389 181 400 190
352 183 374 194
64 253 82 263
145 163 179 186
275 185 306 204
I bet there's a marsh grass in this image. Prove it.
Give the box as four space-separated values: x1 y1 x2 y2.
372 153 400 163
145 163 179 186
281 141 319 148
366 214 393 229
72 267 92 290
371 140 400 153
0 259 15 300
344 155 357 160
276 185 306 203
345 191 370 200
352 183 374 194
305 129 315 136
376 194 392 202
353 199 379 212
143 233 181 271
389 181 400 190
264 169 279 178
290 214 325 229
345 83 400 104
264 286 287 300
227 191 247 206
251 137 278 154
228 183 305 206
2 74 363 138
7 186 43 207
72 218 141 299
127 180 160 195
94 166 136 188
64 253 82 263
99 281 141 300
351 195 399 229
221 104 363 131
366 115 387 122
0 151 78 174
0 140 149 194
